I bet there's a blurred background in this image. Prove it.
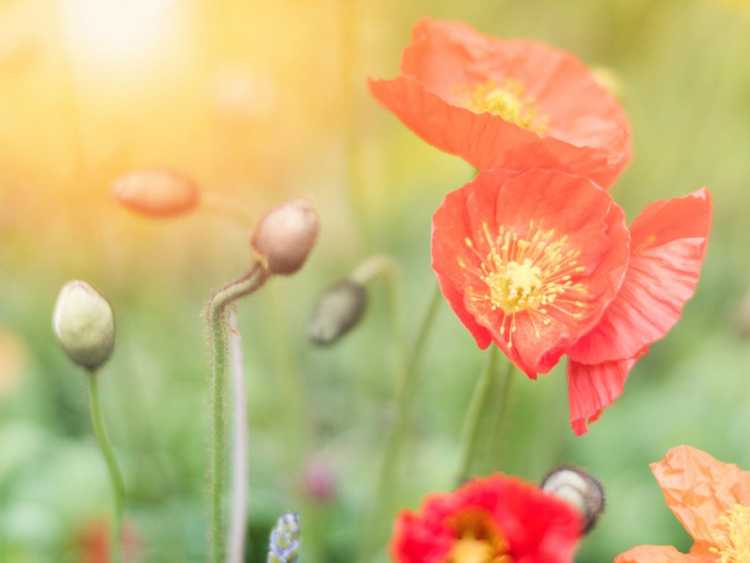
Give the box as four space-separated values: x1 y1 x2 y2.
1 0 750 561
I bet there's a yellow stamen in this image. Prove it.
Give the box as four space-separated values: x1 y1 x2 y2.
467 79 548 134
710 504 750 563
458 221 588 346
447 511 514 563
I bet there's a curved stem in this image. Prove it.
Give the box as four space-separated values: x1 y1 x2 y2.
455 347 499 486
359 283 442 561
202 191 255 228
227 310 249 563
487 361 517 469
88 375 125 563
207 264 269 563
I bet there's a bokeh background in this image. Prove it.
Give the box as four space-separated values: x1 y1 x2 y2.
2 0 750 561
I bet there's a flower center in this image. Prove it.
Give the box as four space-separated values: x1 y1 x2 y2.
467 80 548 134
711 504 750 563
447 511 513 563
459 222 588 346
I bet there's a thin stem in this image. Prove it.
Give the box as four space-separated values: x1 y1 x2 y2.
202 191 255 228
207 265 269 563
455 347 499 486
88 374 126 563
227 310 249 563
487 361 517 468
359 283 442 562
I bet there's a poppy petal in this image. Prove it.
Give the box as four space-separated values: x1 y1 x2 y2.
615 545 709 563
649 446 750 547
568 189 712 365
567 354 640 436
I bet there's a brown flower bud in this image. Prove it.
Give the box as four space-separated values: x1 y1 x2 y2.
251 199 319 275
112 169 200 218
541 465 605 534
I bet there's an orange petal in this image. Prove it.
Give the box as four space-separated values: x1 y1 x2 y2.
568 189 712 364
615 545 709 563
566 354 641 436
651 446 750 546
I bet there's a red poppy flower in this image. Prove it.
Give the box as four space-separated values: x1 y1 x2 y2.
616 446 750 563
369 18 631 188
431 169 711 434
566 188 711 435
392 474 582 563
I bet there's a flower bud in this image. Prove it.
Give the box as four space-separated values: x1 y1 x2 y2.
541 465 604 533
308 279 367 346
267 512 300 563
112 169 200 218
53 281 115 372
251 199 319 276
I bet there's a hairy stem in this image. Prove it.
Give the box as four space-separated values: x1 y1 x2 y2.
207 265 268 563
88 375 126 563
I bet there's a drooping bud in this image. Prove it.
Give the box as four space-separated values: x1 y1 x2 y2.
267 513 300 563
53 281 115 372
112 169 200 218
541 465 605 534
308 279 367 346
251 199 319 276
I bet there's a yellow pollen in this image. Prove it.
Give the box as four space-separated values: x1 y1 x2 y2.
711 504 750 563
458 221 588 345
467 79 548 134
447 512 513 563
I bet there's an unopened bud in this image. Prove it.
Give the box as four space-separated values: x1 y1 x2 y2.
541 465 604 533
112 169 200 218
267 512 300 563
53 281 115 372
251 199 319 275
308 279 367 346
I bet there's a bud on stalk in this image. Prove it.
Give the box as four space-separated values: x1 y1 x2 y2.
541 465 605 533
251 199 319 275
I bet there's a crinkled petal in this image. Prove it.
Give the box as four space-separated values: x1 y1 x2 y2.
569 189 712 364
615 545 709 563
650 446 750 546
566 352 642 436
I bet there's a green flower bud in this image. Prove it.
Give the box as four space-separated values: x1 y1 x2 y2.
308 279 367 346
53 281 115 372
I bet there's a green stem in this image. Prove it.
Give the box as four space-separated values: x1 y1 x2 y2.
88 375 125 563
455 347 500 486
486 361 517 472
207 265 269 563
359 283 442 561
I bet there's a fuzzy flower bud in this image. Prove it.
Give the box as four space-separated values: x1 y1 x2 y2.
541 465 604 533
53 281 115 372
308 279 367 346
267 513 300 563
112 169 200 218
251 199 319 276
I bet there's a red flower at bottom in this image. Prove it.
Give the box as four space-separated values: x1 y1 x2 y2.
392 474 582 563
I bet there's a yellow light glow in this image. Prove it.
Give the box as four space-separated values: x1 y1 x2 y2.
60 0 179 70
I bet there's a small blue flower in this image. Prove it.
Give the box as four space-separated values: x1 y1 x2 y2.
267 512 300 563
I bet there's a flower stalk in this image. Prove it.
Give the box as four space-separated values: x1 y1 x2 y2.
88 374 126 563
207 264 269 563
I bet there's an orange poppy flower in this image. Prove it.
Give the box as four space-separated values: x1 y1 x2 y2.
616 446 750 563
566 189 712 435
431 169 711 434
392 474 582 563
369 18 631 188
